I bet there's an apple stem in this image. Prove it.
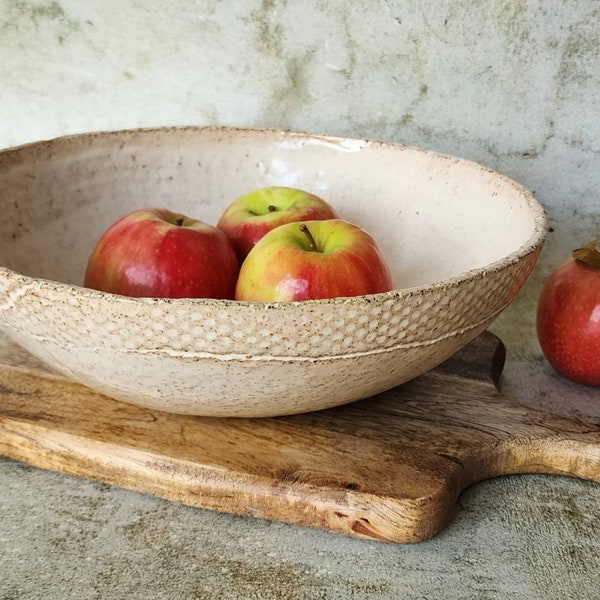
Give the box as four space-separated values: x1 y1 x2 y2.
268 205 277 213
572 240 600 273
299 223 318 252
175 216 185 227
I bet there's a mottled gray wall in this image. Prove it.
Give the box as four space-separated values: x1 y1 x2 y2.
1 0 599 396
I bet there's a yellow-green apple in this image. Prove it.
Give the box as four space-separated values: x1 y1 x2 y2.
235 219 393 301
217 186 338 262
84 208 239 299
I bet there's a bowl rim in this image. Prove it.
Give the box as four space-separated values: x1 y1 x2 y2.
0 125 547 309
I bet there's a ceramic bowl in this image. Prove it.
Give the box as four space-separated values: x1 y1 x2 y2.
0 127 546 417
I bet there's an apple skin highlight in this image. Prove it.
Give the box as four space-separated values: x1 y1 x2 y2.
85 208 239 299
235 219 393 302
537 242 600 387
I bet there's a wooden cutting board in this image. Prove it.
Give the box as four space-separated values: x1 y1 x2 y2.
0 331 599 544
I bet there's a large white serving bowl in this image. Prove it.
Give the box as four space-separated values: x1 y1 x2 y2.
0 127 546 417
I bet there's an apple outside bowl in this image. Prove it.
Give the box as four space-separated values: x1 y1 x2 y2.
0 127 546 417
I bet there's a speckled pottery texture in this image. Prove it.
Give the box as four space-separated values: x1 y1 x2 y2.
0 127 546 417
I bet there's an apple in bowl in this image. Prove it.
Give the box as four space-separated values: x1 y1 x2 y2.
217 186 338 262
84 208 239 299
235 219 393 301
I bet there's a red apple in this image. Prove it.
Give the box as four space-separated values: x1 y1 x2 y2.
217 186 338 262
235 219 393 302
536 240 600 386
84 208 239 299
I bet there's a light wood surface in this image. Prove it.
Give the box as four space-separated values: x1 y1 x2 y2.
0 331 598 543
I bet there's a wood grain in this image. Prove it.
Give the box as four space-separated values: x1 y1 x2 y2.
0 331 599 543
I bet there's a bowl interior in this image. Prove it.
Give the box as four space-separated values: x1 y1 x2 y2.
0 127 544 291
